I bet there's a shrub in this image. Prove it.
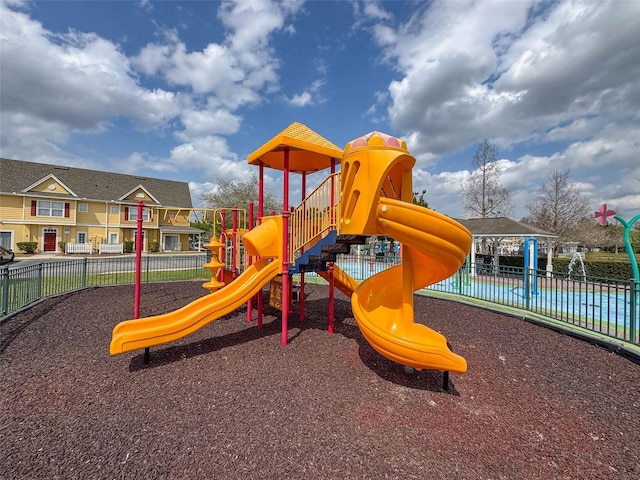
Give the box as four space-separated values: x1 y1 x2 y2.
58 241 67 253
123 241 134 254
16 242 38 254
149 241 160 253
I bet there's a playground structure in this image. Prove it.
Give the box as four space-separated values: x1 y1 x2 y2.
110 123 473 375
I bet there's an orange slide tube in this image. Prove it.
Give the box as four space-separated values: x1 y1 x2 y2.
110 217 283 355
351 198 472 373
318 264 359 298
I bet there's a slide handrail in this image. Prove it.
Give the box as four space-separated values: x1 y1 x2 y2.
290 172 340 260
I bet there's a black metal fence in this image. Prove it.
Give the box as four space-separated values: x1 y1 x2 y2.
1 255 210 317
2 254 639 350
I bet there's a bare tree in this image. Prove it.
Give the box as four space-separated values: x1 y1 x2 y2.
463 140 511 218
522 169 591 244
573 217 621 251
201 174 281 226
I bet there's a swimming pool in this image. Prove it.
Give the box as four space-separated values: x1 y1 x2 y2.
327 257 638 339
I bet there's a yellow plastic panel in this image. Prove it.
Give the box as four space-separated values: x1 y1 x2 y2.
242 216 282 258
339 133 415 235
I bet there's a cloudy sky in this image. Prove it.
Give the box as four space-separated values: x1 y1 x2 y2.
1 0 639 221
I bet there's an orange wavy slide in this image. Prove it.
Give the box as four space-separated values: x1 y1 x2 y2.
318 265 359 298
110 216 283 355
351 198 472 373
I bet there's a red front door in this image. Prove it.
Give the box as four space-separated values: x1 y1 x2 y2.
44 232 57 252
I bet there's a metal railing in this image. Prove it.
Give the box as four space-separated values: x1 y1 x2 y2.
1 254 211 318
290 173 340 259
2 253 639 350
330 255 639 348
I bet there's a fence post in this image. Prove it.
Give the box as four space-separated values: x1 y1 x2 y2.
1 265 9 316
37 263 43 300
524 266 531 311
630 278 638 345
82 257 88 288
145 255 150 283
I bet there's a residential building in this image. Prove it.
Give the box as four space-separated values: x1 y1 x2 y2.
0 158 205 254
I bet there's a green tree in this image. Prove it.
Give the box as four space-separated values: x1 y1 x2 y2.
190 219 214 238
463 140 512 218
631 230 640 253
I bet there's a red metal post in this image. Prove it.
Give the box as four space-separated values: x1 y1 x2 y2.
257 164 264 328
232 207 238 279
330 158 336 224
281 149 290 346
134 199 143 319
219 211 226 282
328 262 334 333
328 158 336 332
247 202 254 323
299 172 306 323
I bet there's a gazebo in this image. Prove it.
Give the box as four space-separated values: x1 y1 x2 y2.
455 217 557 276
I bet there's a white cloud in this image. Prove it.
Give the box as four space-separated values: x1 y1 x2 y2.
364 0 640 160
177 104 242 140
0 0 303 185
132 0 303 107
287 91 313 107
350 0 640 220
0 3 179 162
285 79 325 107
137 0 153 12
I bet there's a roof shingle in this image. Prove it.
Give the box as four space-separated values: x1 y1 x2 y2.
0 158 193 207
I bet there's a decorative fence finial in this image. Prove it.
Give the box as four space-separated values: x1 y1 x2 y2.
596 204 639 285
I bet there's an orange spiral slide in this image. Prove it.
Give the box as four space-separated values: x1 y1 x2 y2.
351 198 471 372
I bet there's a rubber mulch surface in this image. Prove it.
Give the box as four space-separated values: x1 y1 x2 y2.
1 281 639 479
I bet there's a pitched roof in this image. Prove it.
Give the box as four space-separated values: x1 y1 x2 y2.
0 158 193 207
247 122 343 173
456 217 557 238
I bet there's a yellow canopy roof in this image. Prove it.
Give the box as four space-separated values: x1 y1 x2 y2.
247 122 343 173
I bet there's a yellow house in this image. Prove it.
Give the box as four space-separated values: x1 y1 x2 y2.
0 158 206 254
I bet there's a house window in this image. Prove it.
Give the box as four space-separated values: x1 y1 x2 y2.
0 231 12 249
109 233 119 244
78 203 88 212
77 232 87 244
128 207 151 222
37 200 66 217
164 235 180 251
110 205 119 214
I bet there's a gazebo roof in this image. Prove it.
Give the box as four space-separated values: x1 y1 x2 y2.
456 217 557 238
247 122 343 173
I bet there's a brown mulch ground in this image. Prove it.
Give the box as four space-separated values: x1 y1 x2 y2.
1 281 639 480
